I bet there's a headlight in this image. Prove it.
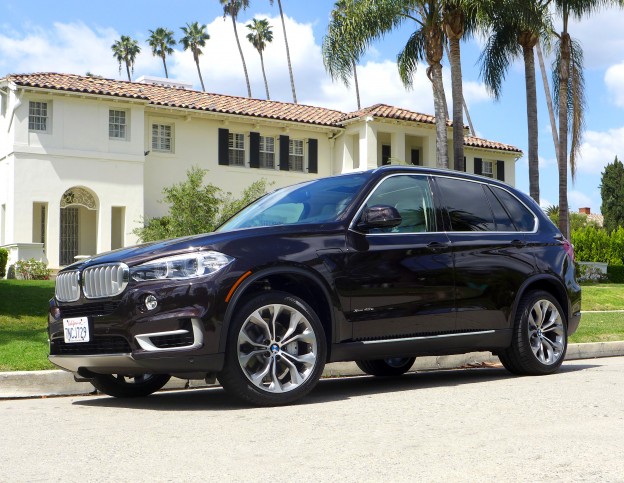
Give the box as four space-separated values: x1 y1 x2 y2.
130 251 234 282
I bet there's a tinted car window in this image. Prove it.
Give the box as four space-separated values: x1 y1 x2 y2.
361 174 435 233
484 186 516 231
492 186 536 232
436 177 495 231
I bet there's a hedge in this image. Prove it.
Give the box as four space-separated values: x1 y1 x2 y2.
571 226 624 265
0 248 8 278
608 265 624 284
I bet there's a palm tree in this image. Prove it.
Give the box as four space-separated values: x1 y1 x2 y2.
270 0 297 103
324 0 449 168
323 0 363 109
147 27 176 78
550 0 624 238
246 18 274 100
180 22 210 92
221 0 252 98
111 35 141 82
480 0 552 204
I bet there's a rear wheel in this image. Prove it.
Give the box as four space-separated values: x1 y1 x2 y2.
499 290 567 375
356 357 416 377
90 374 171 398
218 291 327 406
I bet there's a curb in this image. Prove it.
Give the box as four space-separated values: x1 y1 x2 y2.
2 341 624 399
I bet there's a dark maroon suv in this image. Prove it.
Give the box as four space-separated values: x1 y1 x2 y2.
49 166 581 405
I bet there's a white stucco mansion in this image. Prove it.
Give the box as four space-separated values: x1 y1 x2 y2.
0 72 521 272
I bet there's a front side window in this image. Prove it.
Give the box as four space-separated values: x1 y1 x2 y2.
109 110 127 139
29 101 48 132
289 139 304 172
152 124 173 152
360 174 435 233
436 177 495 231
229 133 245 166
260 136 275 169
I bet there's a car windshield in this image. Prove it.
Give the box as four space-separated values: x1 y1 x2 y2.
217 173 370 231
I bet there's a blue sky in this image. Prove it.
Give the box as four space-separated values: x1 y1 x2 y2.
2 0 624 213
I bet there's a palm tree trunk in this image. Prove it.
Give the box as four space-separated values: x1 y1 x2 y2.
448 37 464 171
352 59 361 110
195 58 206 92
260 51 270 100
277 0 297 103
443 41 474 137
558 32 571 239
536 42 559 154
430 63 449 169
523 44 539 204
232 16 252 98
125 63 132 82
162 55 169 79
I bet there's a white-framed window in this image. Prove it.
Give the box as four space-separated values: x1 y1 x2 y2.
29 101 49 132
482 160 493 178
229 132 245 166
289 139 305 172
109 109 127 140
260 136 275 169
152 123 173 152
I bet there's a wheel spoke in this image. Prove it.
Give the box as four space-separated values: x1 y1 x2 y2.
281 311 303 343
250 358 272 386
280 356 304 387
248 310 272 341
269 358 284 393
282 350 316 367
238 328 267 349
239 349 266 367
282 327 315 346
271 304 283 340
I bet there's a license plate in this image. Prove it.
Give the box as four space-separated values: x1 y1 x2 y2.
63 317 90 343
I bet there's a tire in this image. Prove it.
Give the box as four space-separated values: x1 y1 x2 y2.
90 374 171 398
498 290 568 376
356 357 416 377
218 291 327 406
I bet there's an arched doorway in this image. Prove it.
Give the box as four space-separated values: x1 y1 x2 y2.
59 187 98 266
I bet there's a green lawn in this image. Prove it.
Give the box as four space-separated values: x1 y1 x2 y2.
0 280 622 371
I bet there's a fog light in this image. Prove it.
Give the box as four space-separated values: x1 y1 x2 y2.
144 295 158 311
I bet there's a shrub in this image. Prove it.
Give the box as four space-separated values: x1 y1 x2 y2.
0 248 8 277
14 258 52 280
607 265 624 284
571 225 624 265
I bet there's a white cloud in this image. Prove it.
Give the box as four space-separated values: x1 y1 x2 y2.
577 126 624 173
567 9 624 69
539 155 557 168
605 62 624 108
568 190 597 211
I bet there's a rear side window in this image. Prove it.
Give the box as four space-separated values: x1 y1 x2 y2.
436 177 495 231
492 187 536 232
484 186 516 231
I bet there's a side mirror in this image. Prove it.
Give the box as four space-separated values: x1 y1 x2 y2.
357 205 402 230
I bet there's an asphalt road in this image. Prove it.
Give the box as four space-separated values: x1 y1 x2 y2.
1 357 623 482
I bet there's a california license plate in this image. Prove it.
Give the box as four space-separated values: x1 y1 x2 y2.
63 317 90 343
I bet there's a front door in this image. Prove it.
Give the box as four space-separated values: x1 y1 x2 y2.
60 207 79 266
342 174 456 341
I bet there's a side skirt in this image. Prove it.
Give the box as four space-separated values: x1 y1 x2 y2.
329 329 512 363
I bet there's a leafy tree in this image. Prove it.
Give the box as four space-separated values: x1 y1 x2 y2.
600 155 624 233
324 0 450 168
480 0 552 204
221 0 252 98
246 18 274 100
180 22 210 91
133 167 270 242
111 35 141 81
147 27 177 78
545 204 600 232
269 0 297 103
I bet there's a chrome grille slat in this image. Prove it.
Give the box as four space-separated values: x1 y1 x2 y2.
55 271 80 302
82 263 129 299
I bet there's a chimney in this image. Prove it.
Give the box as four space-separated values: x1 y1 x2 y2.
579 207 591 215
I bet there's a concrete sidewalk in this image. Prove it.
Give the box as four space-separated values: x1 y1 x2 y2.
2 341 623 399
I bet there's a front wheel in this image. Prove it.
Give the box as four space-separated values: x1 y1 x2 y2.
356 357 416 377
498 290 567 375
218 291 327 406
90 374 171 398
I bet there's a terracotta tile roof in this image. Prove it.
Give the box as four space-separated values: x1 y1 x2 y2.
3 73 521 153
464 135 522 153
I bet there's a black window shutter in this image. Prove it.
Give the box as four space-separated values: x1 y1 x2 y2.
411 149 420 166
249 132 260 169
308 138 318 173
474 157 483 175
382 145 391 165
463 156 467 172
279 135 290 171
218 128 229 166
496 160 505 181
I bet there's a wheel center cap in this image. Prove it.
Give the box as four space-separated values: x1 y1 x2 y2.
270 343 280 354
537 329 543 337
